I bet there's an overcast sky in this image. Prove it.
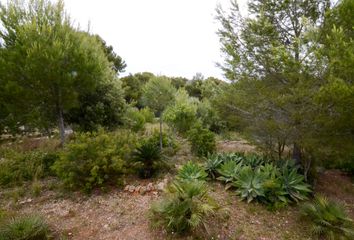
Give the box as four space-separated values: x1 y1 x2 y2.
62 0 248 80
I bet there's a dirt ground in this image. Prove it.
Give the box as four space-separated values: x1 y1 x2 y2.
0 140 353 240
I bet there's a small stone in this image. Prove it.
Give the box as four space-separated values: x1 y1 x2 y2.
103 224 109 229
147 183 154 191
128 185 135 193
139 186 147 194
135 186 141 192
124 185 129 191
156 182 165 191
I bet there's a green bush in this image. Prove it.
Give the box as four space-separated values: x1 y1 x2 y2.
0 150 58 187
52 129 137 192
204 154 224 179
163 89 198 134
150 180 219 235
177 161 208 182
132 137 162 178
123 107 146 132
0 214 51 240
140 107 155 123
301 196 354 239
187 122 216 157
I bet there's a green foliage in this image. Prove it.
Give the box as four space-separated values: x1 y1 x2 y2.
197 99 226 133
132 138 162 178
163 89 198 134
234 166 266 203
140 107 155 123
217 160 242 185
0 214 51 240
150 180 219 235
203 154 224 179
280 166 312 203
177 161 208 182
66 80 126 132
187 122 216 157
123 107 146 132
0 0 117 143
141 76 176 115
301 196 354 239
52 130 137 192
0 150 57 187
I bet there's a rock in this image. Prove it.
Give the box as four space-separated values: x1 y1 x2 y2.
139 186 147 195
135 185 141 192
156 182 165 191
124 185 129 191
146 183 154 191
128 185 135 193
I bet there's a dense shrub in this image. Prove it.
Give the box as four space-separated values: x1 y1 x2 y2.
0 214 51 240
123 107 146 132
187 122 216 157
52 130 137 192
0 150 58 187
140 107 155 123
163 89 198 134
177 161 208 182
132 137 163 178
150 180 219 235
301 196 354 239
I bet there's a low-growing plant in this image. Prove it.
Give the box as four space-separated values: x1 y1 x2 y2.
52 129 137 192
150 180 219 235
301 195 354 239
242 154 266 169
204 154 224 179
0 150 58 187
280 167 312 202
187 122 216 157
177 161 208 182
0 214 51 240
123 107 146 132
234 166 266 203
217 161 242 187
132 138 162 178
140 107 155 123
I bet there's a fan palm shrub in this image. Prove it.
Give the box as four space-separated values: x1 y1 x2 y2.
132 139 162 178
301 195 354 240
149 180 219 234
0 214 51 240
177 161 208 182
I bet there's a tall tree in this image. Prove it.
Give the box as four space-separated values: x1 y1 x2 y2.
142 76 176 150
216 0 330 170
0 0 115 144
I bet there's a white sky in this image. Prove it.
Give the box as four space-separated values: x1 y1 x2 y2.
63 0 248 79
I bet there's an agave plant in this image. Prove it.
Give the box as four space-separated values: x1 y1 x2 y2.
222 152 244 163
204 154 224 179
280 167 312 202
234 166 266 203
241 154 266 169
217 160 242 188
133 139 161 178
301 196 354 240
149 180 219 234
177 161 208 182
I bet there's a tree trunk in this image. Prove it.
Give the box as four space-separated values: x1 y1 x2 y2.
159 116 163 151
292 143 301 166
58 106 65 146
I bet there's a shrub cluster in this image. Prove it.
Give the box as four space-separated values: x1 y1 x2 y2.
187 122 216 157
204 153 312 208
52 129 137 192
0 149 58 187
